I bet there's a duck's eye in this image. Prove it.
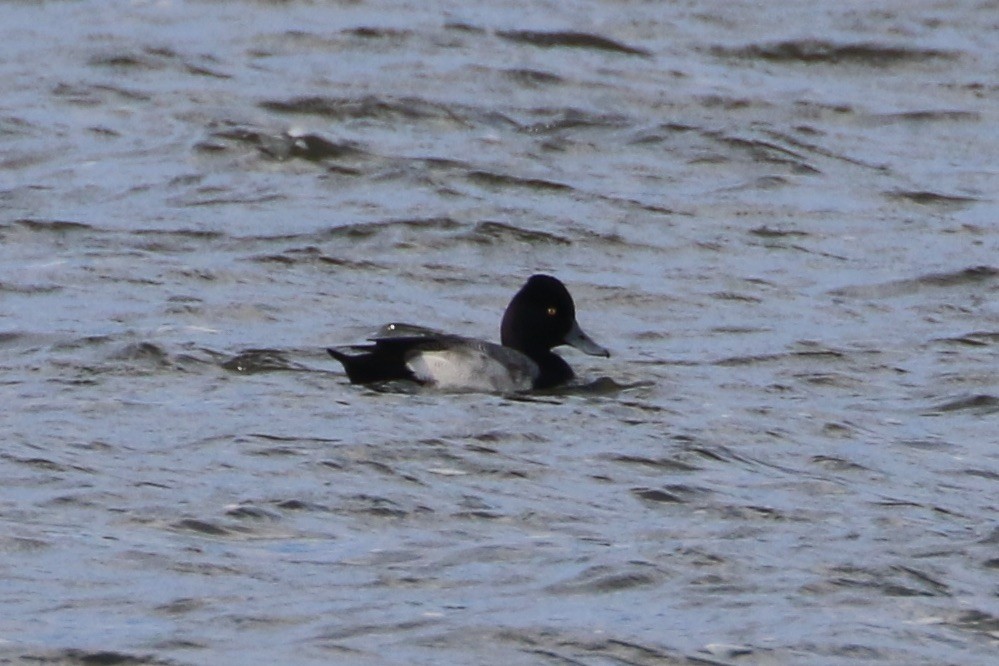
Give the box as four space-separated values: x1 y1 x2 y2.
546 306 558 316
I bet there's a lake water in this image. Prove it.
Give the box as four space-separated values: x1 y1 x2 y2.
1 1 997 664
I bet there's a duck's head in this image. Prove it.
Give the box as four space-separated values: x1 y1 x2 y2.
500 274 610 358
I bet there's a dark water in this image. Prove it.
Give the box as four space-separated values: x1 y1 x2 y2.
2 1 997 664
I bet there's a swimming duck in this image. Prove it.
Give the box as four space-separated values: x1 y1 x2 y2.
327 274 609 392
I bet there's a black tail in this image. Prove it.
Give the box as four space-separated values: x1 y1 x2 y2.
327 346 415 384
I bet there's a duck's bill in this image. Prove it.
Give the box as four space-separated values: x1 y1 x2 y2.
564 320 610 357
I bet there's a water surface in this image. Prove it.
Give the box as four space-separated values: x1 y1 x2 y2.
1 1 997 664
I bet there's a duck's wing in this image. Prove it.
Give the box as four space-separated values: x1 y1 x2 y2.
328 324 465 384
330 325 539 392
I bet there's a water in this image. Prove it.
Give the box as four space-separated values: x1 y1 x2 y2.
2 0 997 664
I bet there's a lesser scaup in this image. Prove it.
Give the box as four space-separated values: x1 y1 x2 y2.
327 274 609 392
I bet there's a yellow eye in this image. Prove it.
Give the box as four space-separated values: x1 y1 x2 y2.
546 306 557 316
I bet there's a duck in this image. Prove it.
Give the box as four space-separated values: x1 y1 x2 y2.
327 274 609 392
